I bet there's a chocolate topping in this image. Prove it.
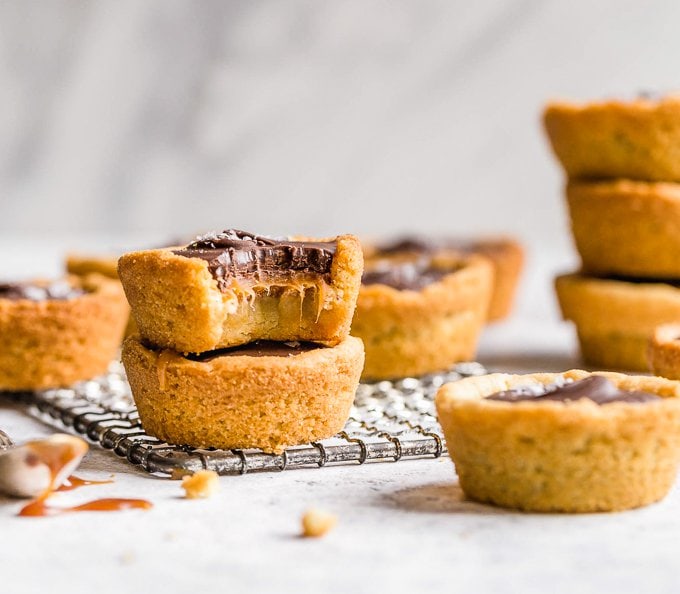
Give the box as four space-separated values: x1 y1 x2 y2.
173 229 336 291
376 235 506 258
0 281 86 302
362 259 450 291
377 237 436 255
184 340 322 362
486 376 661 405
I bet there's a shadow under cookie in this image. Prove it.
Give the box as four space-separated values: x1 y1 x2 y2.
383 482 510 515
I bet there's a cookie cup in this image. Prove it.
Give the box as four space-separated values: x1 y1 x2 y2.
472 239 524 322
352 255 492 380
118 235 363 353
0 275 128 390
121 335 364 453
568 180 680 278
436 369 680 512
555 273 680 371
544 96 680 181
66 253 138 336
66 253 119 280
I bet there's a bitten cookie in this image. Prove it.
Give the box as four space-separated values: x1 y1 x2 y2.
119 230 363 354
649 324 680 380
365 236 523 322
555 273 680 371
567 180 680 278
352 252 492 380
544 95 680 181
122 335 364 453
0 275 128 390
436 370 680 512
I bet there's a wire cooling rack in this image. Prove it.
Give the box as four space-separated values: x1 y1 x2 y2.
9 361 487 477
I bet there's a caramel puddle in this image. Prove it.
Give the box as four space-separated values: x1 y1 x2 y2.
16 436 152 518
56 475 113 492
20 497 152 517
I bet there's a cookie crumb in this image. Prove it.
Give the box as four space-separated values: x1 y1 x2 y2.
181 470 219 499
301 508 337 538
171 468 192 480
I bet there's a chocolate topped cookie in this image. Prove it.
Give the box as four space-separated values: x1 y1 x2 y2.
118 230 363 353
352 253 492 380
364 235 523 321
0 275 128 390
436 369 680 512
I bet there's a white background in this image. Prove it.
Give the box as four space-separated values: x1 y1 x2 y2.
2 0 680 252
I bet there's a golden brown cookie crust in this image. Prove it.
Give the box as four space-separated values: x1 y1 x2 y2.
471 239 523 322
567 180 680 278
0 275 129 390
118 235 363 353
555 273 680 371
352 255 492 380
122 335 364 453
649 324 680 380
436 369 680 512
544 95 680 181
66 253 120 280
66 253 139 336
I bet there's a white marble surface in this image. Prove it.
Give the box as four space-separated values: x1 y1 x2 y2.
1 238 679 594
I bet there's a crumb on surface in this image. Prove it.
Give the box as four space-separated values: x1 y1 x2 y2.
181 470 219 499
301 508 337 538
171 468 192 480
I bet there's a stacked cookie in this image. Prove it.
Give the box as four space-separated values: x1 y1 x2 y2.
118 229 365 453
545 95 680 370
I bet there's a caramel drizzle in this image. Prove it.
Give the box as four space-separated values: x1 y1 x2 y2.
18 441 152 518
156 349 179 391
56 475 113 492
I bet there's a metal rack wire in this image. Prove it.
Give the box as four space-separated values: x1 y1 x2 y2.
9 361 487 477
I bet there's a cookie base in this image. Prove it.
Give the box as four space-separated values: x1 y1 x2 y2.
122 335 364 453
